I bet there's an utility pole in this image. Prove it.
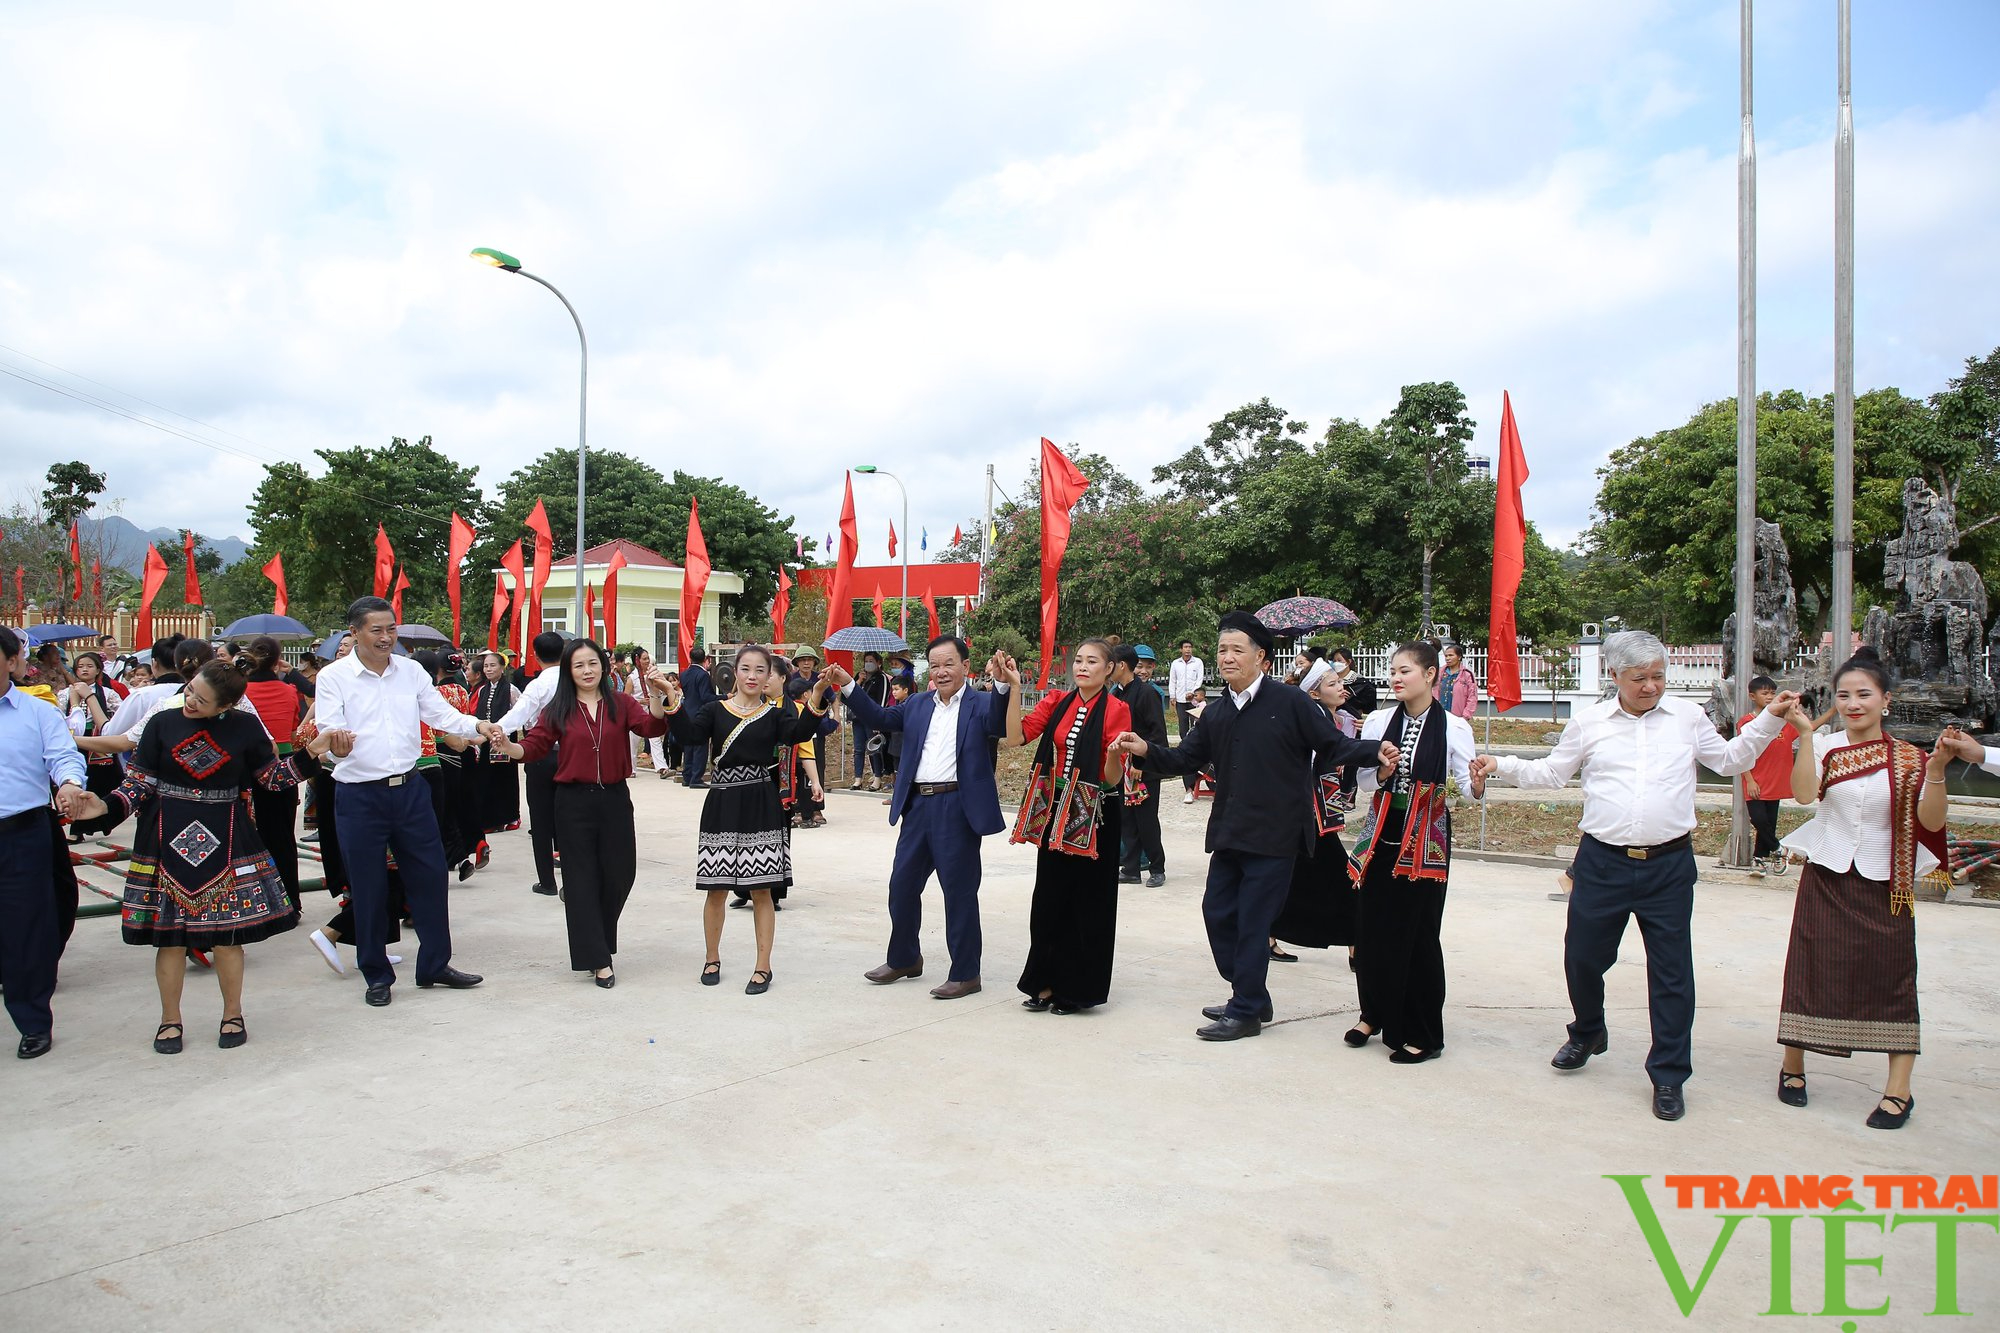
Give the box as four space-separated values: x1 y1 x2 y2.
1830 0 1856 667
1726 0 1760 869
980 463 995 600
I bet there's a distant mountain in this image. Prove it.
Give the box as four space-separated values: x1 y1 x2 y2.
81 515 250 576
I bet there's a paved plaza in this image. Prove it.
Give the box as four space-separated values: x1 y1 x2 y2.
4 781 1997 1330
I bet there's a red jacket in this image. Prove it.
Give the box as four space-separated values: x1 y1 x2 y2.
519 692 670 784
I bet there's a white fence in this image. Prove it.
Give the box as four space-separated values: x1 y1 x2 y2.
1270 640 1838 696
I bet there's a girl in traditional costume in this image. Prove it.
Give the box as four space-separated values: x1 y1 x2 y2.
1007 639 1131 1013
661 646 835 994
471 651 522 832
1774 647 1948 1129
74 660 336 1052
1345 641 1475 1063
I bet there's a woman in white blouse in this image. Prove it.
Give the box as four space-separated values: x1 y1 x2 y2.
1776 647 1948 1130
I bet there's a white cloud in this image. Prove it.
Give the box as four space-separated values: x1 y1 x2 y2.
1 0 1994 587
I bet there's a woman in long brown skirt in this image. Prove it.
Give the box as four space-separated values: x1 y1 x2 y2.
1773 647 1948 1130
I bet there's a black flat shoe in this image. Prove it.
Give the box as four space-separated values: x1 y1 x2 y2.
1343 1025 1374 1048
1117 870 1141 884
17 1033 52 1060
1866 1093 1913 1130
1652 1084 1686 1121
153 1023 183 1055
1389 1046 1440 1064
1050 1001 1091 1015
1552 1034 1608 1071
594 972 616 989
729 896 751 909
701 961 721 987
531 882 558 896
1778 1071 1808 1107
1203 1002 1273 1022
364 984 392 1007
1196 1016 1262 1041
1022 995 1053 1012
1268 946 1297 963
218 1016 246 1049
457 860 474 882
746 969 771 995
417 967 483 989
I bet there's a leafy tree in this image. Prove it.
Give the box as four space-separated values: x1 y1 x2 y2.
1379 382 1479 634
1152 397 1311 509
41 461 105 533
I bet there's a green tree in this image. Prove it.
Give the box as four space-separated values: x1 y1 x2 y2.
1152 397 1311 510
41 461 105 533
1379 381 1479 634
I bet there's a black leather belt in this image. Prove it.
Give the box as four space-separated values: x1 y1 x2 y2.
0 807 48 834
1586 832 1692 861
913 781 959 796
351 769 419 788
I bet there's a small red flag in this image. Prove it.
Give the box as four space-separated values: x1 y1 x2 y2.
136 545 170 647
181 528 202 606
1487 392 1532 713
603 547 628 649
488 570 508 654
679 497 711 668
824 478 859 671
263 551 289 617
500 539 526 659
771 565 792 643
446 512 477 645
70 522 84 601
951 524 963 547
391 565 410 623
922 591 940 641
871 584 885 628
1037 438 1090 688
583 581 596 640
373 525 396 599
523 500 554 672
888 521 898 559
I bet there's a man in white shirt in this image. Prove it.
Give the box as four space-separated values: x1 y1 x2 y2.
1167 640 1206 802
496 632 566 896
315 597 489 1006
1472 631 1796 1122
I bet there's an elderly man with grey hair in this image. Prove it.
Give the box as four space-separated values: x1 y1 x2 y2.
1472 631 1801 1122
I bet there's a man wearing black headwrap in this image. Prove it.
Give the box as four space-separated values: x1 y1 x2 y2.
1115 611 1397 1040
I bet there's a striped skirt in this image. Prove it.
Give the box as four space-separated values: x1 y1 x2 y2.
1778 861 1919 1056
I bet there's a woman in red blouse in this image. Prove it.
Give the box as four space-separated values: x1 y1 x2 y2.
1004 638 1131 1013
493 639 671 988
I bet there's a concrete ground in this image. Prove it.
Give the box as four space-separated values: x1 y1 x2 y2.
4 777 1998 1330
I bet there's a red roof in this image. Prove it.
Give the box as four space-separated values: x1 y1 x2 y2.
551 540 676 570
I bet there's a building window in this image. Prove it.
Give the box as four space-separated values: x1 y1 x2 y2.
654 609 679 671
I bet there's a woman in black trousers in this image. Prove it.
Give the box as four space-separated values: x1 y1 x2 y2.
494 639 670 987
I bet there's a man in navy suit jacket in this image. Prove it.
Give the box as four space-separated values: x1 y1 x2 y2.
831 637 1022 999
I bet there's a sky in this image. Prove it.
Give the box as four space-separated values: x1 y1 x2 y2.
3 0 1997 565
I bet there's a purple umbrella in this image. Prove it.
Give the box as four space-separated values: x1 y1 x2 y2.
1255 596 1359 637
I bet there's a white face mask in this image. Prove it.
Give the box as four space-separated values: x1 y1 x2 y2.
1332 661 1350 676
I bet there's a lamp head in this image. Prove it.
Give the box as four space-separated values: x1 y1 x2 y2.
469 247 523 272
851 465 878 474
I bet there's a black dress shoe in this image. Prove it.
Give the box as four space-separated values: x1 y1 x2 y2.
1196 1016 1262 1041
364 984 392 1007
1049 1001 1092 1015
18 1032 53 1059
1202 1002 1273 1022
701 961 721 986
1343 1025 1374 1048
1145 872 1165 887
417 967 484 989
1021 994 1053 1012
1552 1034 1608 1071
1778 1071 1808 1107
1389 1046 1441 1064
1866 1093 1913 1130
1117 870 1141 884
531 882 558 896
1652 1084 1686 1121
594 972 616 989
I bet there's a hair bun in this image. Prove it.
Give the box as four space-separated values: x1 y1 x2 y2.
1848 644 1882 663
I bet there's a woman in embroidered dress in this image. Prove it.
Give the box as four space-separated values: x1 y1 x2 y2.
1774 647 1947 1130
660 645 835 994
1004 641 1129 1014
471 651 522 832
71 660 337 1053
1344 641 1477 1063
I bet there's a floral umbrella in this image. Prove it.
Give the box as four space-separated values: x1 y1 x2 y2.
1254 596 1359 637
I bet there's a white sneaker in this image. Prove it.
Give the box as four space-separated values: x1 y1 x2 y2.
1183 792 1196 804
388 954 404 965
309 930 343 974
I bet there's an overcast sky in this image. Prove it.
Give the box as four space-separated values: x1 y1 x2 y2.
3 1 1996 562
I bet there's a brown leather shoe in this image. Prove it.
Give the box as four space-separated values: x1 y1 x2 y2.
930 979 982 1000
864 961 924 984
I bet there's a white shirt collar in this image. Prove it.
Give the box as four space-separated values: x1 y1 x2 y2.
1228 674 1263 709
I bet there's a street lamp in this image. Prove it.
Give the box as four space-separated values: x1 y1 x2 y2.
851 465 909 640
470 247 589 622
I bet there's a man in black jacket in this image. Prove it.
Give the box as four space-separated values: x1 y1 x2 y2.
1117 611 1395 1041
1110 645 1169 887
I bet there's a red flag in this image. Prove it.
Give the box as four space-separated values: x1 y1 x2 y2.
1487 392 1532 712
951 524 963 546
771 565 792 643
888 521 898 559
824 476 859 666
446 512 477 645
523 500 553 672
12 565 22 616
871 583 885 628
583 581 596 640
922 591 940 642
91 559 102 611
1037 437 1089 687
500 538 527 659
70 523 84 601
373 525 395 599
180 528 202 606
679 496 711 668
488 570 507 654
263 551 289 616
603 547 628 649
136 545 170 647
391 565 410 622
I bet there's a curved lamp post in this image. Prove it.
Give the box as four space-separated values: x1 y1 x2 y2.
851 465 909 639
470 247 588 620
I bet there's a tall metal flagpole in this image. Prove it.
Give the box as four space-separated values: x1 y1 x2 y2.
1727 0 1759 868
515 269 589 615
1830 0 1856 667
981 463 995 600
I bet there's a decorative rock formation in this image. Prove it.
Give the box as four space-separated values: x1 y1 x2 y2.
1861 477 1995 740
1709 519 1803 733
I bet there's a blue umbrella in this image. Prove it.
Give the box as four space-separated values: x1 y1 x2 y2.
24 623 100 645
823 625 909 653
221 614 316 639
